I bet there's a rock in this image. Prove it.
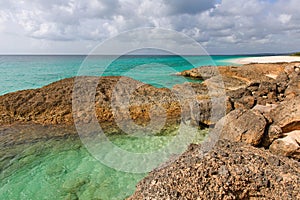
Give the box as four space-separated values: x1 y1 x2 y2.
261 125 283 147
285 76 300 100
233 95 255 109
257 81 277 97
226 87 256 109
275 71 289 94
270 130 300 160
180 66 219 80
0 76 185 135
129 140 300 200
213 109 267 146
270 96 300 133
181 63 285 86
252 104 277 115
282 65 300 99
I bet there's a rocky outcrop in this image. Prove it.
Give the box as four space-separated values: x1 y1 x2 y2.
129 62 300 198
0 76 185 135
209 90 300 160
181 63 286 85
1 62 300 153
181 62 300 105
1 62 298 130
129 140 300 200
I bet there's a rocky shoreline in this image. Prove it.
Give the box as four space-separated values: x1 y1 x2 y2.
1 62 300 199
130 62 300 199
129 140 300 199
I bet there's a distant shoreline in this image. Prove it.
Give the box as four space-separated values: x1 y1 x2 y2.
228 55 300 64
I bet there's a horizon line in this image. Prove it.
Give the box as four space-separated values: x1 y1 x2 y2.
0 53 291 56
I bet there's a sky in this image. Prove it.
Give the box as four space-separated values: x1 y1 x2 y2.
0 0 300 55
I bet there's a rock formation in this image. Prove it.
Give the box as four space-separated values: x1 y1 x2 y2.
129 140 300 199
0 76 184 135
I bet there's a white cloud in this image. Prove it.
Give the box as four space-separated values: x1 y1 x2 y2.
0 0 300 54
278 14 292 24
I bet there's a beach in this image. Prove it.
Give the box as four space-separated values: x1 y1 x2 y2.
229 55 300 64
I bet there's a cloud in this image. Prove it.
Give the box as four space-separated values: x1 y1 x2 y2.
0 0 300 54
278 14 292 24
164 0 217 15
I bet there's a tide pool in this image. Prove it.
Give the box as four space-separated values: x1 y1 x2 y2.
0 130 207 200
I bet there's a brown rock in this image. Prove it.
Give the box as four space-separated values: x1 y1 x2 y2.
262 125 283 147
213 109 267 146
270 96 300 133
270 130 300 160
233 95 256 109
180 66 219 80
276 71 289 93
0 76 184 135
181 63 285 89
129 140 300 200
252 104 277 115
285 78 300 100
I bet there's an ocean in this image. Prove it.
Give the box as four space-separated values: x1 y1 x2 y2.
0 55 244 95
0 55 247 200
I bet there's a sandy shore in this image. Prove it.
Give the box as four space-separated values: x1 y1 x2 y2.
229 56 300 64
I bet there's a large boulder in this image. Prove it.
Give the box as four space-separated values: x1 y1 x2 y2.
213 109 267 146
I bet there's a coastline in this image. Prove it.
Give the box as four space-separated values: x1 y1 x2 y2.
1 62 300 199
228 55 300 64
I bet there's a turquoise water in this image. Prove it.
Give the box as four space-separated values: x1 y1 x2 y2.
0 55 243 95
0 131 208 200
0 55 243 199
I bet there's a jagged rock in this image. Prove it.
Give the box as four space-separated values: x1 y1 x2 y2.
180 66 219 80
129 140 300 200
0 76 185 135
270 96 300 133
276 71 289 94
262 125 283 147
269 130 300 160
181 63 285 87
233 95 256 109
213 109 267 146
252 104 277 115
285 77 300 100
282 65 300 99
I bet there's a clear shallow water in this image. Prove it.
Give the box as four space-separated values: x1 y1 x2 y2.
0 55 241 199
0 55 244 95
0 131 207 200
0 137 145 200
